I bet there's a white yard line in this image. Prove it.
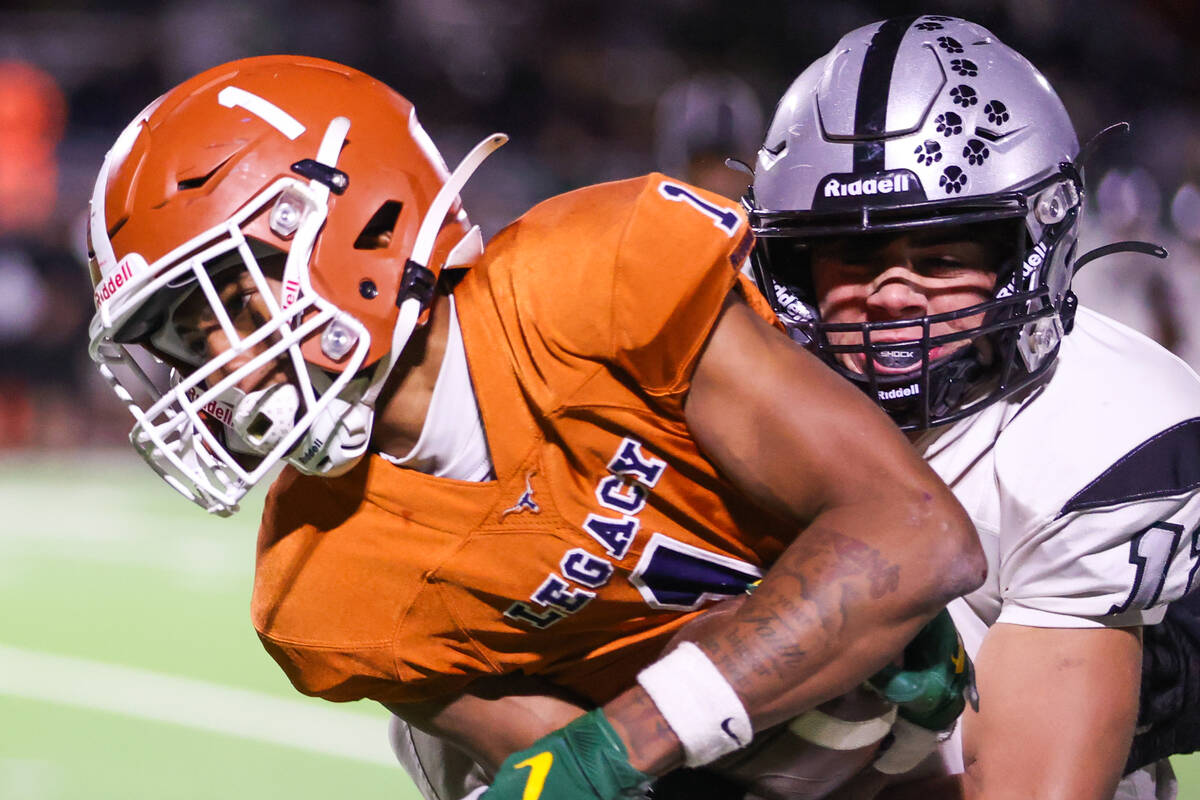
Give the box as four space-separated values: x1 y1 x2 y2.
0 644 395 766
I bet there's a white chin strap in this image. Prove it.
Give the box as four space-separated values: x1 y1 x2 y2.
215 131 508 482
360 132 508 410
275 132 508 481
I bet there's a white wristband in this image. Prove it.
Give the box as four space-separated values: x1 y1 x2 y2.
635 641 753 767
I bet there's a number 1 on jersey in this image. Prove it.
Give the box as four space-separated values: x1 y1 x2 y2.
657 181 742 235
513 751 554 800
1109 522 1183 615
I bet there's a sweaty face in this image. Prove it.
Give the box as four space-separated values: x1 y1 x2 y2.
810 226 1004 377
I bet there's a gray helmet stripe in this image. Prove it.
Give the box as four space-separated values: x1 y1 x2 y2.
853 16 918 172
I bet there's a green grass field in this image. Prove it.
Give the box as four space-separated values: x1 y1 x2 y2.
2 453 1198 799
0 453 419 800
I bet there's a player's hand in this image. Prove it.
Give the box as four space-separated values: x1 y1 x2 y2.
868 609 977 732
479 709 651 800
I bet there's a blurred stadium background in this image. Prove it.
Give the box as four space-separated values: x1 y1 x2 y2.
2 0 1199 797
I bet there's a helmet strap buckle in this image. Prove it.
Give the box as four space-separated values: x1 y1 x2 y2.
290 158 349 195
1061 291 1079 335
397 261 437 309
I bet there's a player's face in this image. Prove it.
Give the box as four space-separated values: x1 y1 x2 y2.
810 228 1000 376
168 255 292 395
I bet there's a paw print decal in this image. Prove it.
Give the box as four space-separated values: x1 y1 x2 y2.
984 100 1010 125
916 21 944 30
963 139 990 165
940 166 968 194
949 59 978 77
937 36 964 54
914 140 943 165
925 15 955 21
935 111 964 137
950 85 978 107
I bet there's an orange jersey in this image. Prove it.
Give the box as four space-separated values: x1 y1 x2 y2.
252 174 793 706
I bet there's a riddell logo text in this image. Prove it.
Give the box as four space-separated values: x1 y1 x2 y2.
185 387 235 428
93 258 135 307
299 437 325 464
282 278 301 309
201 400 235 427
878 383 919 401
823 172 913 198
996 240 1050 298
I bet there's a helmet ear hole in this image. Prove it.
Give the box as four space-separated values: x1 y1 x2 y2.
354 200 404 250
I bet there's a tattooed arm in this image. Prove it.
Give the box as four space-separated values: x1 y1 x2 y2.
471 292 982 800
603 292 984 774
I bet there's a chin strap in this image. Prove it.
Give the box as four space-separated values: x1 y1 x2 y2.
1060 121 1167 334
1075 121 1130 177
1063 240 1168 335
1065 120 1172 278
1071 240 1168 275
297 132 507 478
360 132 508 409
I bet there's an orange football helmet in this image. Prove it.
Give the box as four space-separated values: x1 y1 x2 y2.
87 55 505 515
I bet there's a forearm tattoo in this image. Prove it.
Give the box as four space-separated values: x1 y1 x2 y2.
700 528 900 691
609 530 904 771
606 685 682 774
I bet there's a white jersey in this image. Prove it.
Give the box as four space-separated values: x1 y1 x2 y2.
925 307 1200 798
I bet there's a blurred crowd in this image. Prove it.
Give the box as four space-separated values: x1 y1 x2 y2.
2 0 1199 450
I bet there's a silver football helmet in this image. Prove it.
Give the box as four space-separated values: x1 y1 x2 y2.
748 16 1095 429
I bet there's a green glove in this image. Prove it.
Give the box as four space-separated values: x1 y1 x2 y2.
868 610 978 731
482 709 651 800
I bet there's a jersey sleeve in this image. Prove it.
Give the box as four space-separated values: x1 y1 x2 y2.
996 492 1200 628
609 176 754 395
252 463 498 705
